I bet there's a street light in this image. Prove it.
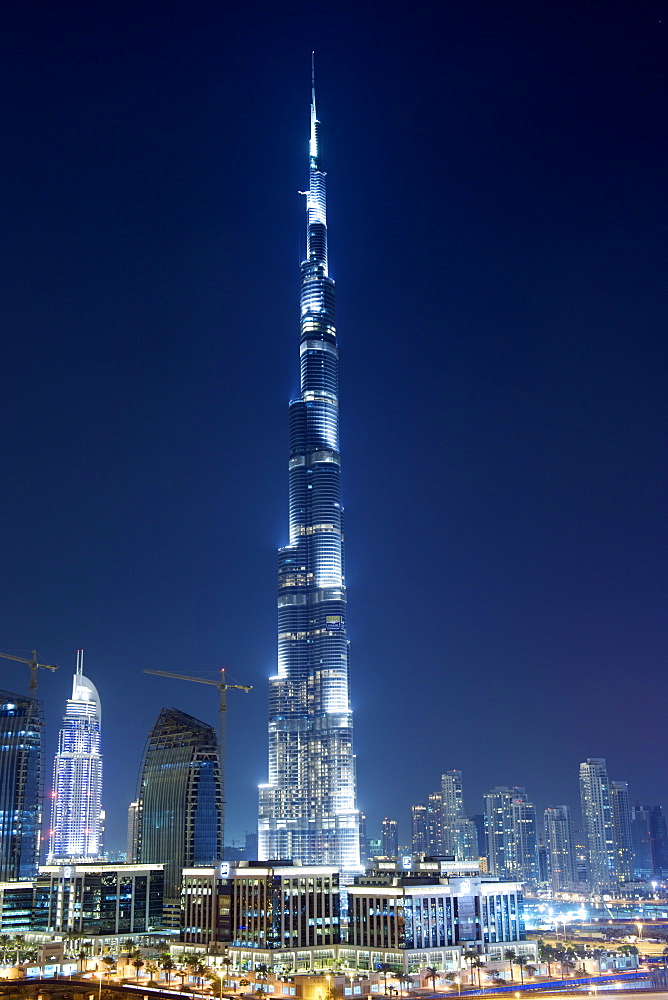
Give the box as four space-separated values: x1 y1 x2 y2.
97 971 104 1000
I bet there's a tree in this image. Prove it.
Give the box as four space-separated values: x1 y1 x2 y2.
512 955 527 986
397 973 413 995
0 935 10 965
537 940 554 977
101 956 116 982
132 956 145 981
503 950 516 982
378 963 394 995
424 967 438 994
469 958 485 988
161 956 176 983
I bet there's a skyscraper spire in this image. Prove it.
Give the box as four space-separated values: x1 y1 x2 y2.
259 64 361 877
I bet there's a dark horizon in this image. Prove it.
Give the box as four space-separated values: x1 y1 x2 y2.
1 0 666 854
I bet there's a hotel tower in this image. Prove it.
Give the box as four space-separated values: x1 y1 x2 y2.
259 66 361 876
49 650 102 859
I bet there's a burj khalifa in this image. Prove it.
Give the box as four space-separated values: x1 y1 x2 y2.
258 65 361 876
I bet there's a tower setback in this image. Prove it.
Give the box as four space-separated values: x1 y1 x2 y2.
258 65 360 875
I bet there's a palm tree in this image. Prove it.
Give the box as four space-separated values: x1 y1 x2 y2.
12 935 26 966
424 967 438 994
378 963 393 995
146 962 159 984
161 956 176 984
101 956 116 982
0 935 11 965
503 950 516 982
397 972 413 995
132 956 145 981
537 940 554 977
512 955 527 986
469 958 485 988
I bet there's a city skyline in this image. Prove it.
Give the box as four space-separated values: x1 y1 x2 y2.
1 2 666 852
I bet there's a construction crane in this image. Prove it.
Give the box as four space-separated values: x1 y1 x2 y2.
0 650 58 692
143 667 252 853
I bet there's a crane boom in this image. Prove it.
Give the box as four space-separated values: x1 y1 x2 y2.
0 649 58 691
142 666 252 859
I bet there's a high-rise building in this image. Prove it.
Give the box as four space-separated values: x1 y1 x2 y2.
452 817 478 862
544 805 576 891
0 690 43 879
358 812 369 868
49 651 102 860
136 707 222 909
382 818 399 859
610 781 634 883
631 804 668 879
127 801 139 862
427 792 444 854
411 804 429 855
441 771 465 854
579 758 616 890
484 786 538 884
258 66 360 875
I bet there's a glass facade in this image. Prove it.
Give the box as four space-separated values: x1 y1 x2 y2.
258 70 360 875
32 863 164 934
49 651 102 860
136 708 222 901
0 690 42 880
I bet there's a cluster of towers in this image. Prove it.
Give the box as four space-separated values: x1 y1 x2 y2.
396 760 668 893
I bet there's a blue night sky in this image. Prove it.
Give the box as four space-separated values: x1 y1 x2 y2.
1 0 666 854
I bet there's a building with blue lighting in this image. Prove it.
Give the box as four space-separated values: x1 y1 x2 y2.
258 66 360 876
136 707 222 920
0 690 43 880
49 651 102 860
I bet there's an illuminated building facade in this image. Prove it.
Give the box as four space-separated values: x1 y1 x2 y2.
579 757 616 890
258 67 360 875
136 708 222 911
610 781 634 883
33 862 164 935
484 786 538 885
49 651 102 860
0 690 43 880
346 859 533 971
543 805 576 891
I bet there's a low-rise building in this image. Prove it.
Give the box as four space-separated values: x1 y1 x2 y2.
345 859 536 971
32 862 166 946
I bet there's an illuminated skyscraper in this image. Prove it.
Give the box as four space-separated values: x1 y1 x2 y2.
484 785 538 884
136 708 222 911
0 690 43 879
610 780 633 883
258 64 360 875
579 757 616 890
544 805 576 891
49 651 102 860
